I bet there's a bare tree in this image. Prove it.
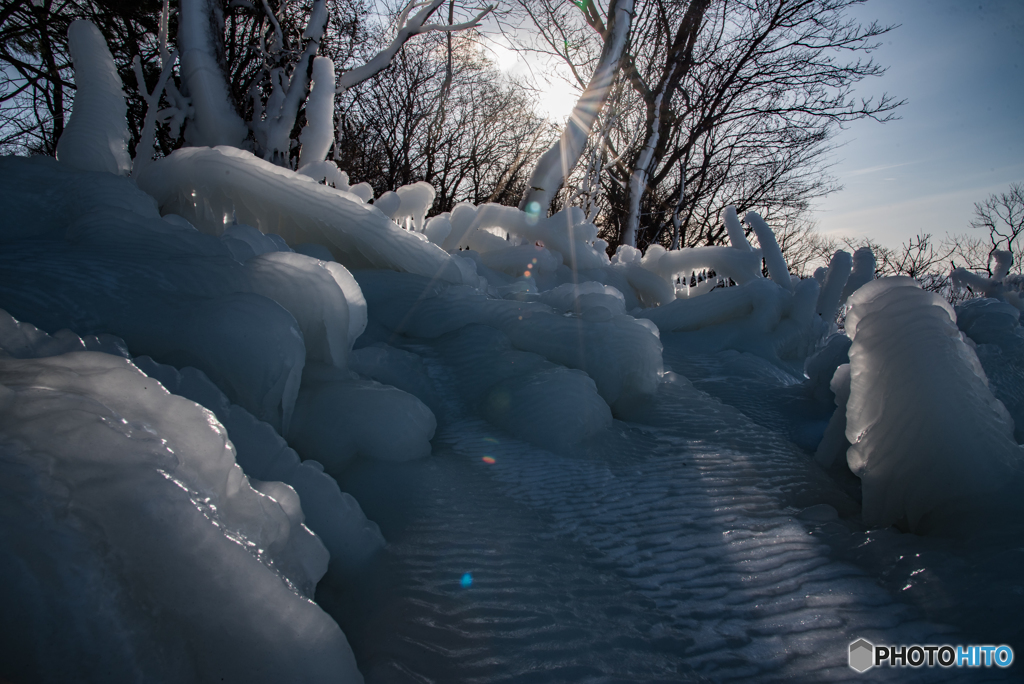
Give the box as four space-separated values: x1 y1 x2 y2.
970 182 1024 271
507 0 901 252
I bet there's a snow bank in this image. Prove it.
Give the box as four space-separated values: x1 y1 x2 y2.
55 20 132 177
844 277 1023 532
0 321 362 683
136 146 466 283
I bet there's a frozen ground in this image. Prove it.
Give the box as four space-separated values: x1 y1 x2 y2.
317 337 1023 682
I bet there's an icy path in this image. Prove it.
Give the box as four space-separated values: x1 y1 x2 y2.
314 344 1024 682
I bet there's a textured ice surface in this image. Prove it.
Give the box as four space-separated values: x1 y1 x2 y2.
0 323 361 684
324 343 979 683
133 356 385 570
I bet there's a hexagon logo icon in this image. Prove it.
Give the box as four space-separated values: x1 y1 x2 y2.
849 638 874 673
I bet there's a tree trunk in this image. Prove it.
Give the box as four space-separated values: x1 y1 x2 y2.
178 0 247 148
518 0 633 215
621 0 710 247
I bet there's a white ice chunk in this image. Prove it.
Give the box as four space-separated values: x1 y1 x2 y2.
640 244 763 286
839 246 876 305
55 20 132 177
393 181 436 232
723 205 753 251
744 211 792 291
136 146 466 283
844 277 1024 532
288 363 437 469
373 191 401 219
0 349 361 682
815 250 852 320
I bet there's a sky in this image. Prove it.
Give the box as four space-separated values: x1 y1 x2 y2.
481 0 1024 250
813 0 1024 249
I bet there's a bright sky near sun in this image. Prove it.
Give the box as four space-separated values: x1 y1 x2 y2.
482 0 1024 251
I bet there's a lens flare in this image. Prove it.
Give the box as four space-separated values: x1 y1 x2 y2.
460 572 473 588
525 201 541 226
482 456 496 464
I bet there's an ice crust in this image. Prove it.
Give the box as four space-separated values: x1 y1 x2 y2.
844 277 1024 532
0 317 362 683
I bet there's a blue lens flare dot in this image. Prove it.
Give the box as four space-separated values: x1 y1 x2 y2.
460 572 473 588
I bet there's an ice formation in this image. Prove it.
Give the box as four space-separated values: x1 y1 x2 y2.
298 57 338 169
843 277 1023 532
136 146 467 283
0 313 362 683
54 21 132 176
9 20 1024 676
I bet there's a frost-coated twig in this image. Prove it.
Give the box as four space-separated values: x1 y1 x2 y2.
335 0 494 92
130 50 179 179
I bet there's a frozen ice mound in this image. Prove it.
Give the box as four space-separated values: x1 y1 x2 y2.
956 297 1024 444
435 324 613 450
136 145 466 283
0 329 362 683
288 362 437 470
0 155 159 242
134 356 385 570
642 277 825 370
349 343 439 412
355 270 664 413
844 277 1024 532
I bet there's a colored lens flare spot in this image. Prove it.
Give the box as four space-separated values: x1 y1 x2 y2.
482 456 496 464
461 572 473 588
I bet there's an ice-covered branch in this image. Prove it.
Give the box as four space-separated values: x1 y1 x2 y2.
55 20 132 176
519 0 633 214
335 0 494 92
130 51 179 179
259 0 329 164
297 56 336 169
178 0 248 147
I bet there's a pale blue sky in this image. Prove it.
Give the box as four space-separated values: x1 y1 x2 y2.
483 0 1024 249
814 0 1024 248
